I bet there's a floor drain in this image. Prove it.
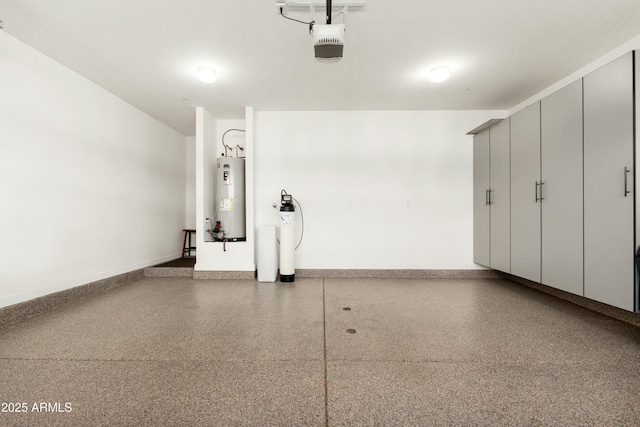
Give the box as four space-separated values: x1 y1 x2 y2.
346 328 356 334
343 307 351 311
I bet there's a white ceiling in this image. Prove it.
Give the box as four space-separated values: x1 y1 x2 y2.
2 0 640 136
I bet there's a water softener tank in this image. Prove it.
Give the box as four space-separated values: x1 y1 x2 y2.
216 157 246 240
279 194 296 282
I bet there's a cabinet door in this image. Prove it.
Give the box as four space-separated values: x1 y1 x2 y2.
541 80 583 295
490 120 510 273
511 102 541 282
473 129 491 267
584 52 634 311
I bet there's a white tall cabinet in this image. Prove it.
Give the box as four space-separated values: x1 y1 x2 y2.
583 52 635 311
540 79 584 296
510 102 541 283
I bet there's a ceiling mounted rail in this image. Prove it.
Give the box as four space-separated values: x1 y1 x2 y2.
276 0 365 7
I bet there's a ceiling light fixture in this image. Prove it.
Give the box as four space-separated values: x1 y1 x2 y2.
429 66 450 83
197 67 217 83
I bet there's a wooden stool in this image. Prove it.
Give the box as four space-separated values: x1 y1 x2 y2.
182 229 196 258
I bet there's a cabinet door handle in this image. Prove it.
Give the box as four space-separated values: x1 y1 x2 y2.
624 167 631 197
535 181 540 202
486 189 489 206
488 189 492 205
539 182 544 201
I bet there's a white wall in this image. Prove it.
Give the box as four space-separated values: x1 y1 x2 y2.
0 31 186 308
254 110 506 270
186 136 197 229
195 107 216 256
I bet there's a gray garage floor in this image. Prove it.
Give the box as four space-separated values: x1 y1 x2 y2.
0 277 639 426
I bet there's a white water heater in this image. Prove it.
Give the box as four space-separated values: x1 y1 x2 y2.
216 157 246 241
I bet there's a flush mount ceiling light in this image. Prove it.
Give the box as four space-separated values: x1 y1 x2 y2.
429 65 450 83
197 67 217 83
277 0 365 63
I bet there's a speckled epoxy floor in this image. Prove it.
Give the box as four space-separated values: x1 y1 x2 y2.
0 277 639 426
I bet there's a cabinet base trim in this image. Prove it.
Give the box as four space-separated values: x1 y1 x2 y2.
507 274 640 327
